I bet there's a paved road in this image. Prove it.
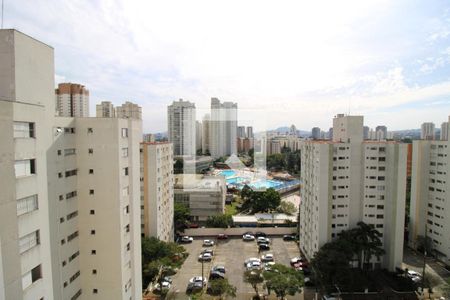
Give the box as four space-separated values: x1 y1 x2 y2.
166 236 302 300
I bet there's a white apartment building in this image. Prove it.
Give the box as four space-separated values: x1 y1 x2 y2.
167 99 196 156
300 114 407 271
140 142 174 242
0 29 142 300
421 122 436 140
56 83 90 117
95 101 115 118
441 122 449 141
196 121 202 153
210 98 238 158
202 114 210 155
116 101 142 120
410 116 450 264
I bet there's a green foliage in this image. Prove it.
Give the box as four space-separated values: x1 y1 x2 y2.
206 214 233 228
311 222 386 289
263 263 303 299
208 278 237 299
244 269 265 298
266 148 301 174
174 203 190 233
240 188 281 213
141 237 187 288
267 153 286 170
275 201 297 215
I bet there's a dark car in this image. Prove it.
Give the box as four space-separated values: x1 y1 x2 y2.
258 244 270 251
209 270 225 280
186 281 204 293
255 232 266 238
217 234 228 240
212 265 226 274
283 234 296 241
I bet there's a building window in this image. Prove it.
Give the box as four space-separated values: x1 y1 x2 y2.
121 128 128 137
90 210 95 215
93 289 98 294
71 289 82 300
65 169 78 177
87 128 93 133
88 148 93 154
66 191 77 200
91 230 96 235
13 122 35 138
92 269 97 275
122 186 129 196
91 250 96 255
69 271 80 283
123 167 129 176
64 148 76 156
124 205 129 215
89 169 94 174
58 172 63 178
57 150 62 156
16 194 38 216
18 230 40 254
89 189 94 195
22 264 42 290
69 251 80 262
67 231 79 242
126 243 130 251
14 159 36 177
67 211 78 220
122 147 129 157
64 127 76 134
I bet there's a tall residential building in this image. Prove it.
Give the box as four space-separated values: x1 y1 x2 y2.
115 101 142 120
196 121 202 153
289 124 297 136
140 142 174 242
311 127 321 140
363 126 370 140
96 101 115 117
441 122 449 141
202 114 210 155
167 99 196 156
0 29 142 300
421 122 436 140
55 83 90 117
237 126 246 138
143 133 156 143
210 98 238 158
376 125 388 140
409 116 450 264
300 114 407 271
247 126 254 139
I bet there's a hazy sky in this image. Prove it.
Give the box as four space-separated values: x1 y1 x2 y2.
5 0 450 132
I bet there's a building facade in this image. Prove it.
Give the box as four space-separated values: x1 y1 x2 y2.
209 98 237 158
167 99 196 156
56 83 90 118
409 117 450 264
299 114 407 271
0 29 142 300
95 101 115 118
140 142 174 242
201 114 210 155
441 122 449 141
421 122 436 140
115 101 142 120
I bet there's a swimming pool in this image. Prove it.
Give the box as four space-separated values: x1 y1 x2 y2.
249 180 283 189
219 170 236 178
226 177 246 184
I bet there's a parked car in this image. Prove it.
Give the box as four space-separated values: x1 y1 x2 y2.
257 237 270 244
203 239 214 247
261 253 274 262
186 281 203 293
180 236 193 243
258 244 270 251
163 276 172 284
211 265 226 274
264 261 276 271
209 270 226 280
243 231 254 236
290 257 303 266
243 234 255 241
244 257 261 266
198 253 213 261
246 261 261 270
255 231 267 238
201 249 214 256
217 234 228 240
283 234 296 241
322 295 337 300
189 276 207 285
154 281 171 292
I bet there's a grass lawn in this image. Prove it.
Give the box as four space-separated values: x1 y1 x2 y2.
225 202 238 216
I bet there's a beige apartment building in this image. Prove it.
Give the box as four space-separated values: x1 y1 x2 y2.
0 29 142 300
116 101 142 120
409 116 450 264
96 101 115 118
174 175 226 222
140 142 174 242
56 83 90 117
300 114 407 271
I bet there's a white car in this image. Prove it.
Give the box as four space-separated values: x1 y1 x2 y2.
243 234 255 241
244 257 261 265
246 261 261 270
154 281 171 291
257 237 270 243
407 270 421 278
203 239 214 247
189 276 207 285
264 261 276 271
198 253 213 261
261 253 274 262
181 236 193 243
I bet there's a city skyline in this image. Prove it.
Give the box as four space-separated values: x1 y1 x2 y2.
4 0 450 132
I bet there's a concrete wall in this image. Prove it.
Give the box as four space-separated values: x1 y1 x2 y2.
183 227 297 237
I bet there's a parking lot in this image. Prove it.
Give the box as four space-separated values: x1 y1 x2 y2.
166 236 301 299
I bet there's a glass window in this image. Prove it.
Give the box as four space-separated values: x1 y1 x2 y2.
18 230 40 254
17 194 38 216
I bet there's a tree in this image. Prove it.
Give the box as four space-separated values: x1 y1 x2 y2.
351 222 385 269
263 264 303 299
241 188 281 214
206 214 233 228
208 278 237 299
276 201 297 215
244 269 265 299
174 203 190 233
267 153 286 170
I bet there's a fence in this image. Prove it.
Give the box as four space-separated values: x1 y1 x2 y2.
183 227 297 237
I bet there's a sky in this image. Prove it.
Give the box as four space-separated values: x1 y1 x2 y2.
4 0 450 132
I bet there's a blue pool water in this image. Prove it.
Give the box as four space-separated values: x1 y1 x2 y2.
249 180 283 189
219 170 236 178
226 177 246 184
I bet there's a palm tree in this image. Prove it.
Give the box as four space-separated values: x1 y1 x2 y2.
353 222 385 270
